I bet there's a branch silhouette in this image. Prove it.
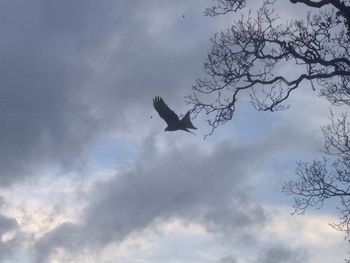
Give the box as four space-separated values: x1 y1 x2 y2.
187 0 350 136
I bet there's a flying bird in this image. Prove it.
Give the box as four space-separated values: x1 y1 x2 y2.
153 96 197 133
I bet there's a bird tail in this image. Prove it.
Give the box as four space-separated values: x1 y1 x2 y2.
180 111 197 129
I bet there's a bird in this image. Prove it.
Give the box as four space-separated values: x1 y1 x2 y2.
153 96 197 133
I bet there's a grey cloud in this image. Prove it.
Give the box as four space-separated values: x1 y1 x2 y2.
0 214 18 261
31 114 326 261
0 0 328 186
0 0 330 262
218 244 309 263
0 214 17 236
0 0 213 185
219 255 238 263
33 137 272 261
255 244 309 263
0 0 107 184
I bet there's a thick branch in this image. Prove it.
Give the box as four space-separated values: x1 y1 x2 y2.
290 0 350 34
290 0 333 8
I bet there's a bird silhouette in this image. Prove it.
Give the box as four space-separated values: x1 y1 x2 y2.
153 96 197 133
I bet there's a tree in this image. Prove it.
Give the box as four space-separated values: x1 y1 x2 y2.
188 0 350 259
188 0 350 134
283 112 350 239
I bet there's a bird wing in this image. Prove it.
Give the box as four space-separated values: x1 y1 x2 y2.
180 111 197 129
153 96 179 126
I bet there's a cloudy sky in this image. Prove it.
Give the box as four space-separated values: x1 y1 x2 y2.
0 0 348 262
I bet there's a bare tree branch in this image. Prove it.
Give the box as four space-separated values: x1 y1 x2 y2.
194 0 350 259
188 0 350 134
283 113 350 238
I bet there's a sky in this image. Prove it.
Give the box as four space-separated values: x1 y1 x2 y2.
0 0 348 262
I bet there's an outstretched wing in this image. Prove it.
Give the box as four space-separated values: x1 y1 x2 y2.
153 96 179 126
180 111 197 129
